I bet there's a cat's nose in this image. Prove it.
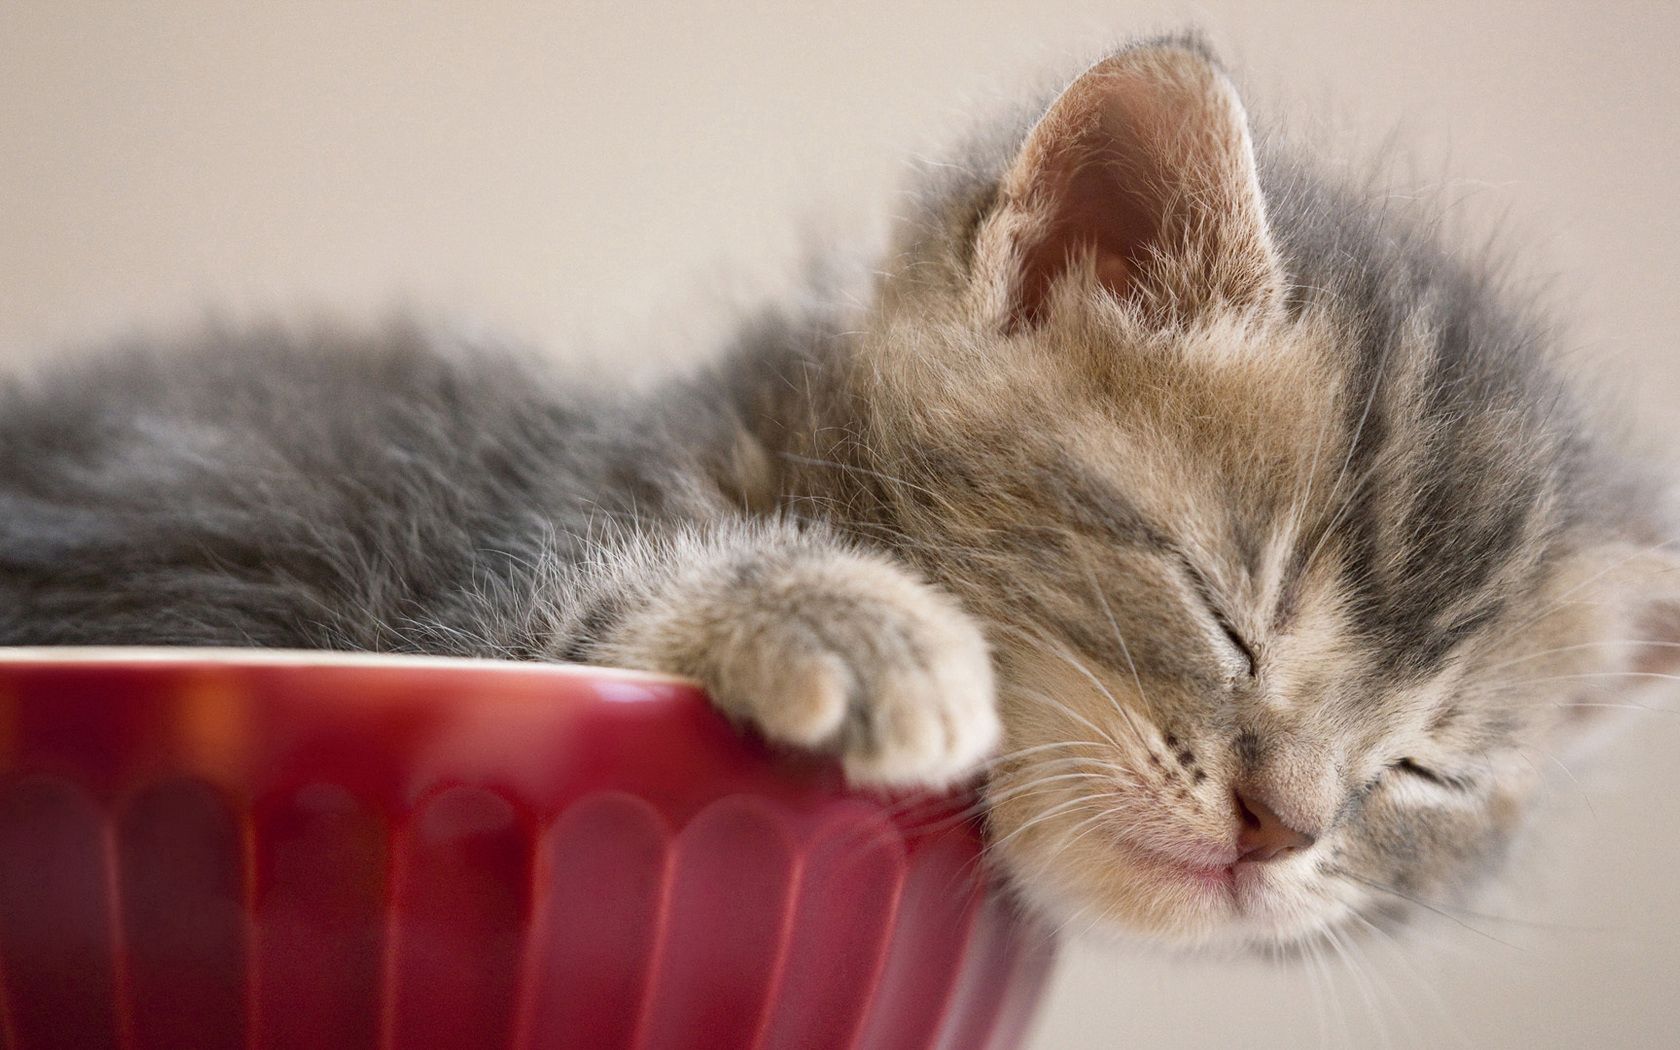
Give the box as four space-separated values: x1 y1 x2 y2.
1233 787 1317 863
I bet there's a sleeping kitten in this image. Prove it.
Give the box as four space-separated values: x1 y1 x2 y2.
2 38 1675 950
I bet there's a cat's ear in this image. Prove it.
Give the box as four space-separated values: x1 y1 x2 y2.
1615 553 1680 693
1552 544 1680 748
988 42 1285 331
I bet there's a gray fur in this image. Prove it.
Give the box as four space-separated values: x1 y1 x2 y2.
2 37 1673 948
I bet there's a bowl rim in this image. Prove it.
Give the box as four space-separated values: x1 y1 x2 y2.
0 646 698 687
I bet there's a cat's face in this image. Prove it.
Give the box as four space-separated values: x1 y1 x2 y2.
850 42 1678 949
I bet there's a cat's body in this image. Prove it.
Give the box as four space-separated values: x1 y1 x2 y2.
3 39 1674 949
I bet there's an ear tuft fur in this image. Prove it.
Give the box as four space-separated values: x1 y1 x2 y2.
992 41 1285 331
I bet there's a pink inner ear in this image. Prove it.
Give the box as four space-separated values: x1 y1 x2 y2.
999 46 1281 333
1008 117 1168 331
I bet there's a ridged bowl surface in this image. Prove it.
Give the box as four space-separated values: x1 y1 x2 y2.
0 650 1052 1050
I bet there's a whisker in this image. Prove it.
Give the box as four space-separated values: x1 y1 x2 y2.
1330 869 1528 948
1341 909 1468 1049
983 770 1118 806
1476 638 1680 676
978 738 1113 770
1500 670 1680 687
1322 923 1394 1050
1022 630 1157 753
1297 932 1333 1050
1474 537 1680 656
1518 744 1598 825
979 789 1128 862
1306 934 1353 1049
1074 548 1154 722
1013 685 1133 753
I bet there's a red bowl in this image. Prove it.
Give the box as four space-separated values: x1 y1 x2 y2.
0 650 1052 1050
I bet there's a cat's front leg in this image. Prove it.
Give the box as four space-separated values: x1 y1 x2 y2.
559 522 998 787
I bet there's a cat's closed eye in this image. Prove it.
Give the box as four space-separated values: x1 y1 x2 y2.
1388 757 1473 792
1214 616 1257 679
1172 554 1257 678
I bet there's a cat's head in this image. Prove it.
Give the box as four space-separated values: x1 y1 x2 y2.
846 39 1680 949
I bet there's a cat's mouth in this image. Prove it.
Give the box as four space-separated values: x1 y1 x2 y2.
987 807 1343 948
1125 845 1239 898
1121 838 1321 927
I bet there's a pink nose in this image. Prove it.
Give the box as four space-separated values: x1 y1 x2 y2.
1234 788 1317 863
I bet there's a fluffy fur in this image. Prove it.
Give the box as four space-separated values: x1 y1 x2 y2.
2 38 1674 950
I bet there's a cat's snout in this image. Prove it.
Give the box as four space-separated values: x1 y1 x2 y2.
1233 787 1317 863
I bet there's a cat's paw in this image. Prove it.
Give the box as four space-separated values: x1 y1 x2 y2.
594 540 998 787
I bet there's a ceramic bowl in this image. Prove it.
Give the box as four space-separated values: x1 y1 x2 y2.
0 650 1051 1050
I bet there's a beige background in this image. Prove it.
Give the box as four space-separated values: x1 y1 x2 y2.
4 2 1677 1047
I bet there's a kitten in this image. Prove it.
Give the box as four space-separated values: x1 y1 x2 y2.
2 37 1675 950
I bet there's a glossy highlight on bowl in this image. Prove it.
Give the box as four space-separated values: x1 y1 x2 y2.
0 649 1052 1050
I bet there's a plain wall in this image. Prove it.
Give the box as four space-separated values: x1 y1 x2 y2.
4 3 1677 1047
